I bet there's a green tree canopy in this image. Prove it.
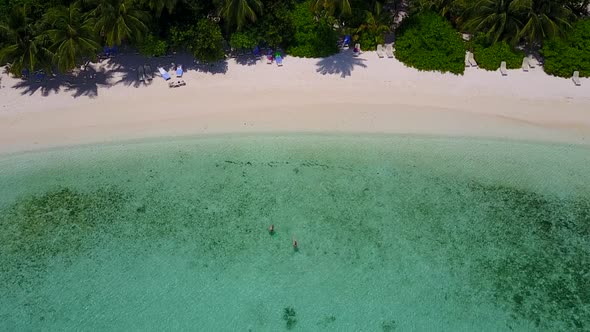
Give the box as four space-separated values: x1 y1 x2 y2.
192 18 225 63
462 0 526 45
471 36 525 70
541 18 590 77
287 0 339 57
463 0 575 46
44 2 101 72
355 1 391 50
91 0 150 46
0 4 52 75
139 0 179 17
519 0 573 45
395 11 465 74
218 0 263 31
310 0 352 17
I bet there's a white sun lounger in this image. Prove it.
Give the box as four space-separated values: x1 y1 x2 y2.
138 65 145 81
376 44 384 58
385 44 394 58
468 52 477 67
522 57 529 72
353 43 361 57
572 71 581 86
500 61 507 76
527 54 537 68
168 79 186 88
158 67 171 80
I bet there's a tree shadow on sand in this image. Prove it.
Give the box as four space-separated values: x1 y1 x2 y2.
107 53 171 87
5 49 270 98
315 51 368 78
63 66 113 98
12 77 62 97
194 60 229 74
10 66 115 98
7 52 229 98
233 54 260 66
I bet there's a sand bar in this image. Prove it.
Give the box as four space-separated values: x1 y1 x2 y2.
1 51 589 154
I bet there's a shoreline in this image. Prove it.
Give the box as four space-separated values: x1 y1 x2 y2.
1 51 589 154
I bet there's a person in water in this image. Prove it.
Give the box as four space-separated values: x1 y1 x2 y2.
268 224 275 235
292 238 298 250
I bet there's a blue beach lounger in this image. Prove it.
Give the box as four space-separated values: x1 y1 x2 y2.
158 67 171 80
103 45 118 57
276 55 283 67
176 65 183 78
342 35 351 49
35 71 45 82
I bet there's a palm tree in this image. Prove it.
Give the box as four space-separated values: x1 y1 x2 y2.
462 0 527 45
218 0 263 31
90 0 149 47
356 2 391 48
43 2 101 72
518 0 573 45
0 5 52 76
139 0 179 17
419 0 459 18
310 0 352 17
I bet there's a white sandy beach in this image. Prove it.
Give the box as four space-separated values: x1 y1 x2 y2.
0 51 589 154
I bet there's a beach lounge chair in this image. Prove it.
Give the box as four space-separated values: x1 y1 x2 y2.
376 44 384 58
138 65 145 82
500 61 507 76
385 44 394 58
342 35 351 49
527 54 537 68
158 67 171 81
353 43 361 57
168 79 185 88
35 71 44 83
22 68 30 80
468 52 477 67
266 50 273 64
522 57 529 72
176 65 183 78
144 65 153 80
103 45 118 58
572 71 581 86
276 55 283 67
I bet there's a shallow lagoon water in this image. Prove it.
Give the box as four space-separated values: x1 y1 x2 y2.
0 135 589 331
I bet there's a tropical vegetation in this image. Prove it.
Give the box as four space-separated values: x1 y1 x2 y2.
0 0 588 77
395 11 465 74
542 18 590 77
286 1 339 58
470 35 524 70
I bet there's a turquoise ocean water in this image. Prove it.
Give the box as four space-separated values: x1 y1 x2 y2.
0 135 589 331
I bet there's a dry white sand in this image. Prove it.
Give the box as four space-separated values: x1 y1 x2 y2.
1 51 589 154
